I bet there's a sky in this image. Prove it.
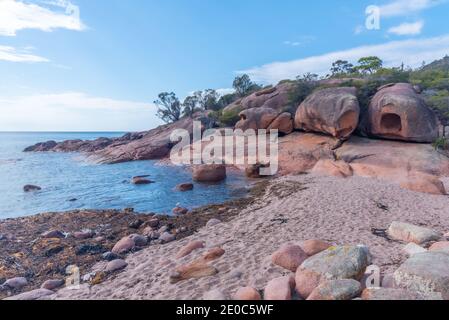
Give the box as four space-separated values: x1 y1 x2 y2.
0 0 449 131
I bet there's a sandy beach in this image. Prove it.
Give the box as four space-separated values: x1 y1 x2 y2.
49 174 449 300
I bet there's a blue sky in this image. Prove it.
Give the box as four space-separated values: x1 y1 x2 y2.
1 0 449 131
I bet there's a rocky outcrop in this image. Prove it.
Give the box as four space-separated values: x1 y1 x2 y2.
361 83 438 143
294 87 360 140
235 108 279 131
24 115 204 164
268 112 294 135
223 82 295 114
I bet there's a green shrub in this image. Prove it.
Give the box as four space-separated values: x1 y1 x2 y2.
218 108 242 127
433 137 449 151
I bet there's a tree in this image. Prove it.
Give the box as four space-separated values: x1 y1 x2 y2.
233 74 261 97
154 92 181 123
195 89 220 111
182 95 199 118
355 56 383 75
330 60 354 76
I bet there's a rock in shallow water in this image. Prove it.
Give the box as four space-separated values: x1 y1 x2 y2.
23 184 42 192
176 183 194 192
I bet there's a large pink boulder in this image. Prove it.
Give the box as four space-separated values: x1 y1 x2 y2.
300 240 332 256
264 276 295 300
399 174 447 195
268 112 294 135
295 87 360 139
362 83 438 143
271 244 308 272
235 108 279 131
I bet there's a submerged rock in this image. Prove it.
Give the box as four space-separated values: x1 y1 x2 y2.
176 183 194 192
23 185 42 192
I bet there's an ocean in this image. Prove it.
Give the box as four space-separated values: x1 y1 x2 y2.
0 132 249 219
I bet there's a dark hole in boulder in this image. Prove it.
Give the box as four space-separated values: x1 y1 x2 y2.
381 113 402 132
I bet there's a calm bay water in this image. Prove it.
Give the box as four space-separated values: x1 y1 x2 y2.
0 132 249 219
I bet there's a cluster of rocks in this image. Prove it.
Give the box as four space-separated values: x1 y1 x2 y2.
195 221 449 301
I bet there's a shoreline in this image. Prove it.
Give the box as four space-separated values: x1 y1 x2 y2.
0 180 269 299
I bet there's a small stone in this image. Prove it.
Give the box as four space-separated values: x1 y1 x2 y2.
41 230 65 239
90 272 107 285
176 183 194 192
203 289 228 300
106 259 128 272
271 244 308 272
4 277 28 290
402 243 427 257
23 185 41 192
73 229 95 240
41 279 64 290
124 207 134 213
387 221 441 244
176 240 205 259
75 244 105 255
111 236 136 254
429 241 449 253
206 219 221 228
307 279 362 300
202 247 225 262
172 207 189 215
129 234 148 247
233 287 262 300
128 219 144 229
102 251 119 261
4 289 54 300
264 276 295 300
300 240 332 256
145 218 159 228
158 225 169 233
160 232 175 243
131 176 154 185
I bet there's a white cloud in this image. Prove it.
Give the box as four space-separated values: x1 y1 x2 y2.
239 34 449 84
379 0 445 17
215 88 235 96
0 0 85 36
388 21 424 35
0 92 162 131
0 45 48 62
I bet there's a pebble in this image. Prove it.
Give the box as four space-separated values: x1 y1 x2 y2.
102 251 120 261
41 230 65 239
111 236 136 254
129 219 144 229
41 279 65 290
300 239 332 256
4 277 28 290
387 221 441 244
106 259 128 272
73 229 95 240
206 219 222 228
203 289 228 300
129 234 148 247
176 240 205 259
160 232 176 243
